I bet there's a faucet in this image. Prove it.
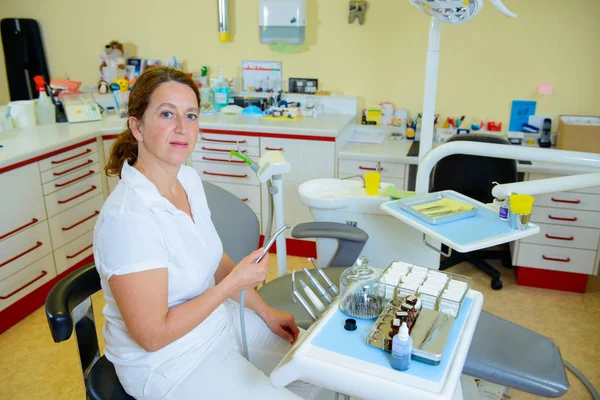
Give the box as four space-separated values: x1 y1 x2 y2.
340 175 366 187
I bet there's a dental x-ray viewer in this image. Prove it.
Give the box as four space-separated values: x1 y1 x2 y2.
93 67 332 399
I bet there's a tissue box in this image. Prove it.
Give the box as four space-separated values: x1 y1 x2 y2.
557 115 600 154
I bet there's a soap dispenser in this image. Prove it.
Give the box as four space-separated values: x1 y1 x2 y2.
213 65 230 111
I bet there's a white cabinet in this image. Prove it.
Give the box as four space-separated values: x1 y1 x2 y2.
192 131 263 229
0 254 56 313
338 158 407 190
260 137 335 237
0 163 46 241
512 172 600 276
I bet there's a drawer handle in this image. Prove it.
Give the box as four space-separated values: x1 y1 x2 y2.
265 147 284 151
548 215 577 222
542 255 571 263
202 137 247 144
358 166 384 171
66 243 93 259
62 211 100 231
202 146 246 153
545 234 574 241
55 170 95 188
57 186 97 204
0 241 43 268
53 159 94 176
203 171 248 179
0 270 48 300
551 197 581 204
0 218 39 241
202 156 244 164
240 198 249 202
51 148 92 164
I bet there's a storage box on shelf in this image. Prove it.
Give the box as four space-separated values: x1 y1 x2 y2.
338 158 408 190
511 172 600 292
0 139 103 333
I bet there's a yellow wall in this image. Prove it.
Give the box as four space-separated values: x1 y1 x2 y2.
1 0 599 127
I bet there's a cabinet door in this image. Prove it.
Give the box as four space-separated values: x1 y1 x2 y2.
0 254 56 312
0 221 52 281
260 137 335 236
38 142 98 172
0 163 46 242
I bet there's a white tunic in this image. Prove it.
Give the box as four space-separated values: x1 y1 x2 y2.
93 162 227 396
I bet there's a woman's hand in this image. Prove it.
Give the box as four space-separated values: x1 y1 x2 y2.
227 248 269 293
263 307 300 344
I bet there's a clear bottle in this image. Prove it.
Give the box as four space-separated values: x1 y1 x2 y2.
213 65 230 111
391 322 412 371
33 75 55 124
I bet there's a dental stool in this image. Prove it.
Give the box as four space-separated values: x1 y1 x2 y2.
431 134 517 290
45 262 133 400
258 222 369 330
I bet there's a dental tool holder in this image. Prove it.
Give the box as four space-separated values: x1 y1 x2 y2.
339 256 385 319
256 150 291 183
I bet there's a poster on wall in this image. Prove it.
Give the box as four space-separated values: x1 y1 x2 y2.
242 60 282 92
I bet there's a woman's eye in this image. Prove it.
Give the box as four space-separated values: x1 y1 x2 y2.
161 111 173 118
187 113 198 121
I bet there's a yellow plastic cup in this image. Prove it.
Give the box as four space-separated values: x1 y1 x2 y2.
364 172 381 196
509 194 535 215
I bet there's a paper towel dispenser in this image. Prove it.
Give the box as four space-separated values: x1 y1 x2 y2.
259 0 306 45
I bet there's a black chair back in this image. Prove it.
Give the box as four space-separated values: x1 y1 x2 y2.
431 134 517 203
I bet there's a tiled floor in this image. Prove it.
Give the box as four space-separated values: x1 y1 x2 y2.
0 257 598 399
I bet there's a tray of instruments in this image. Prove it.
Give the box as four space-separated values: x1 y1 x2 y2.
384 190 478 225
366 302 454 365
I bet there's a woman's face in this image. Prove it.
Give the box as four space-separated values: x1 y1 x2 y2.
132 81 199 168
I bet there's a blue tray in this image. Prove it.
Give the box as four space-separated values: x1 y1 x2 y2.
393 191 477 225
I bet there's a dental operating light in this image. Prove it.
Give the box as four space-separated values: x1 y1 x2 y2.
409 0 517 162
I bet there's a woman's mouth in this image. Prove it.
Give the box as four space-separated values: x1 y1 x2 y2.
170 141 189 148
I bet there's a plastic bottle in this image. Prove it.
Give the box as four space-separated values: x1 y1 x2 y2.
391 322 412 371
213 65 230 111
33 75 55 124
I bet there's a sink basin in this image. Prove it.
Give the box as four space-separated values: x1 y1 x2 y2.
298 178 392 211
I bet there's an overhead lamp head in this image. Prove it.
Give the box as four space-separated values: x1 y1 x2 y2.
409 0 516 24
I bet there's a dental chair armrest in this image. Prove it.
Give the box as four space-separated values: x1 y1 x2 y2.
292 222 369 268
292 222 369 243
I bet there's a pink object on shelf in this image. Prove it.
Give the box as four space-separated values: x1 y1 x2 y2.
538 83 553 95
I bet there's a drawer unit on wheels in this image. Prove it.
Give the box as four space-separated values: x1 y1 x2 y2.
261 136 335 244
41 141 103 282
512 172 600 292
192 131 262 228
338 158 407 190
0 162 55 331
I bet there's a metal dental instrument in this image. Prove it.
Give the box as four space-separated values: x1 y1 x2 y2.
302 266 333 304
292 271 318 320
308 257 339 296
255 223 290 264
419 314 450 349
240 223 290 361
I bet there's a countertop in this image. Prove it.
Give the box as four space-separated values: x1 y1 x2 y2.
0 113 356 170
338 136 600 175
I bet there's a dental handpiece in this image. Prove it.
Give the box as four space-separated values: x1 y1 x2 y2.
302 266 333 304
254 223 290 264
308 257 339 296
292 271 318 320
299 279 325 312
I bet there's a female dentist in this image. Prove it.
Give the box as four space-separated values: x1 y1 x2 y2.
94 66 331 399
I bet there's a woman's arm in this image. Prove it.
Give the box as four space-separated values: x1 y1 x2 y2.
215 252 270 318
109 249 268 352
215 252 299 343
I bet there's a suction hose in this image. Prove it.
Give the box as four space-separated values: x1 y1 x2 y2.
239 224 290 360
